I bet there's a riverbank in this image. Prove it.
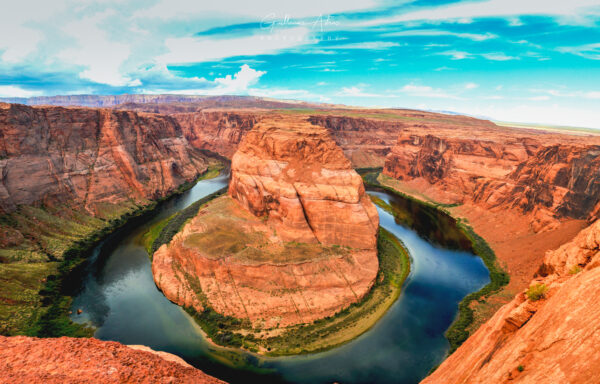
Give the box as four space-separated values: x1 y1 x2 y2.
171 226 410 356
0 162 224 337
359 169 509 353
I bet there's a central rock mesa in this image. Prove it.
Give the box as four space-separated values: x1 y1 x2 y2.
152 116 379 329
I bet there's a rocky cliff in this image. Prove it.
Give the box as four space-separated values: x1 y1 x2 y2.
0 102 210 335
229 116 379 249
0 336 225 383
0 103 207 215
422 219 600 384
384 132 600 232
152 116 379 329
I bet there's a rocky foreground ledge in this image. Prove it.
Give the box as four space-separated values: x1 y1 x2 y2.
0 336 224 383
422 219 600 384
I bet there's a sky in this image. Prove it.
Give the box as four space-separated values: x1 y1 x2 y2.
1 0 599 128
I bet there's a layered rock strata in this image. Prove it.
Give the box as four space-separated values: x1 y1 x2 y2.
422 219 600 384
384 133 600 232
153 116 379 328
0 103 207 215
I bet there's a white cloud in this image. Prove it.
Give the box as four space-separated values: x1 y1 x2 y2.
0 1 69 63
325 42 402 50
213 64 266 93
158 27 312 64
528 95 550 101
57 10 137 86
0 85 43 98
481 52 519 61
357 0 600 26
385 29 497 41
139 64 265 95
437 51 519 61
531 88 600 99
437 50 473 60
558 43 600 60
135 0 379 20
465 82 479 89
336 86 382 97
399 84 458 99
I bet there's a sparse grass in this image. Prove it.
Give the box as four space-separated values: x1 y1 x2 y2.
526 283 548 301
569 265 582 275
182 227 411 356
0 160 226 336
0 262 57 335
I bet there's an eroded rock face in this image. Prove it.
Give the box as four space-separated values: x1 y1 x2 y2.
228 116 379 249
384 132 600 232
0 103 207 215
422 220 600 384
153 116 379 328
0 336 225 383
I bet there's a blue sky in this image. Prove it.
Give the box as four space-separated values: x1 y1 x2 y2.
1 0 599 127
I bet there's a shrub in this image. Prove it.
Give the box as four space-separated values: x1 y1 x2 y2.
517 365 524 372
526 283 548 301
569 265 582 275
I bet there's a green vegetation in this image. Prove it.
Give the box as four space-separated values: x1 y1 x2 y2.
182 227 410 356
360 169 509 353
569 265 582 275
147 188 228 257
526 283 548 301
517 365 525 372
0 161 226 336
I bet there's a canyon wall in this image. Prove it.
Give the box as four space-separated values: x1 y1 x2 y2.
384 132 600 232
0 336 225 383
422 219 600 384
0 103 208 215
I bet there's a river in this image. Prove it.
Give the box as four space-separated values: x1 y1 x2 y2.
71 175 489 384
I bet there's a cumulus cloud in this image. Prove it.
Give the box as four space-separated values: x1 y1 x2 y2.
0 85 43 98
148 64 266 95
57 10 138 86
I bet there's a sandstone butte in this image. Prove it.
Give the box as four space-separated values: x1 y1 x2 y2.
0 336 225 383
422 218 600 384
152 116 379 328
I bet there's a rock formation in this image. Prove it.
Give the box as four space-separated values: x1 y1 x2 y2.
228 116 379 249
152 116 379 328
384 133 600 232
422 219 600 384
0 103 208 215
0 336 225 383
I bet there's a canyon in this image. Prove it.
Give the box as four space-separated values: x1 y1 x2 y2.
2 96 600 382
152 116 379 334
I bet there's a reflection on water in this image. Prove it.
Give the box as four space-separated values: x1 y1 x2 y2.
71 178 489 384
